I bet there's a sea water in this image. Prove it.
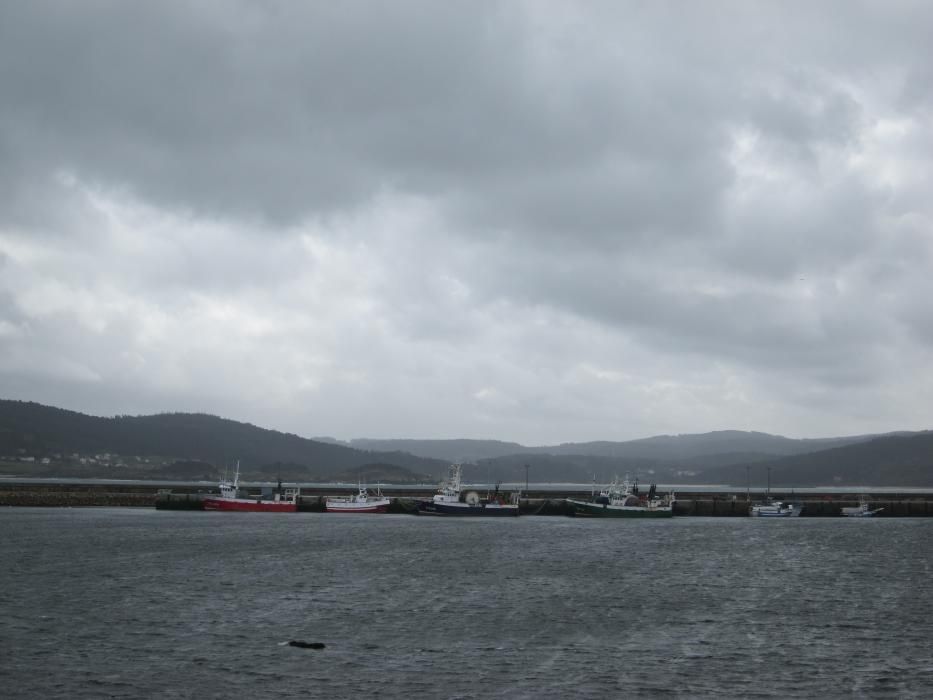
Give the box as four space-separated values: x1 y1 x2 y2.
1 509 932 698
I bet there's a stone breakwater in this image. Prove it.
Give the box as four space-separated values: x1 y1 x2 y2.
2 481 933 516
0 485 156 507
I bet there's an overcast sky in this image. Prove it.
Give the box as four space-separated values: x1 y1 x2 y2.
1 2 932 444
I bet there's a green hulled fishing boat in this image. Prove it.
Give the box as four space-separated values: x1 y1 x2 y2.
567 477 675 518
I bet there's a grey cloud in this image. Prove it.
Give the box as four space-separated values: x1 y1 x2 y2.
0 2 518 225
2 2 933 442
0 2 881 231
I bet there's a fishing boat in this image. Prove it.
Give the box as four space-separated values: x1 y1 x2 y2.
325 483 391 513
840 495 883 518
417 464 519 516
203 463 299 512
748 466 801 517
566 476 674 518
749 499 802 517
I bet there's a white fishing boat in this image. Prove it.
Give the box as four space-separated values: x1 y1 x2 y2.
325 483 390 513
748 466 801 517
841 496 883 518
749 499 802 517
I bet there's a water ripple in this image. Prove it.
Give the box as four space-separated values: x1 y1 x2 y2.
1 511 932 697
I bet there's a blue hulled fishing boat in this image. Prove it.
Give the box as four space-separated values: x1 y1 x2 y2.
417 464 519 517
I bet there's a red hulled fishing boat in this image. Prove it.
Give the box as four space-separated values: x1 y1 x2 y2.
203 463 299 512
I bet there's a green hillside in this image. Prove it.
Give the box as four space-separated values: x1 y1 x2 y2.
0 400 446 481
700 432 933 487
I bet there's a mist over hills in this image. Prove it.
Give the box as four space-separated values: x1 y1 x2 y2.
1 399 931 486
350 431 877 464
349 431 933 485
347 432 889 484
698 432 933 487
349 438 528 463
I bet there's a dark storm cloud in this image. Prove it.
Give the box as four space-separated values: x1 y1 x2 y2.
0 2 522 225
0 3 817 232
1 2 923 240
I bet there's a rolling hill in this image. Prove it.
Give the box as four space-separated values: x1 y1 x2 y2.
699 432 933 487
2 399 931 485
350 430 876 464
0 400 446 481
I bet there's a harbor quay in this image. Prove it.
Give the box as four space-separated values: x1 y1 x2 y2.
2 479 933 516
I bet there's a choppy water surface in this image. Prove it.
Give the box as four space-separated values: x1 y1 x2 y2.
2 510 932 698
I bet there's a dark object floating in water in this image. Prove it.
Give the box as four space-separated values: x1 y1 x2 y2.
288 641 326 649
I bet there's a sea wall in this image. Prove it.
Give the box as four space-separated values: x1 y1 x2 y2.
3 481 933 516
0 488 155 507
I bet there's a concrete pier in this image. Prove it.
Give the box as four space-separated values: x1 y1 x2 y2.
2 480 932 515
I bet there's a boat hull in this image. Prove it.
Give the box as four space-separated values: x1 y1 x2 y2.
567 499 673 518
841 503 883 517
325 502 390 513
417 501 519 517
203 498 297 513
749 508 801 517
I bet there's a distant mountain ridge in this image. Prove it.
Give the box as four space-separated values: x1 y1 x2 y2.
546 431 879 459
349 430 930 485
350 431 878 464
1 399 931 485
699 431 933 487
350 438 527 463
